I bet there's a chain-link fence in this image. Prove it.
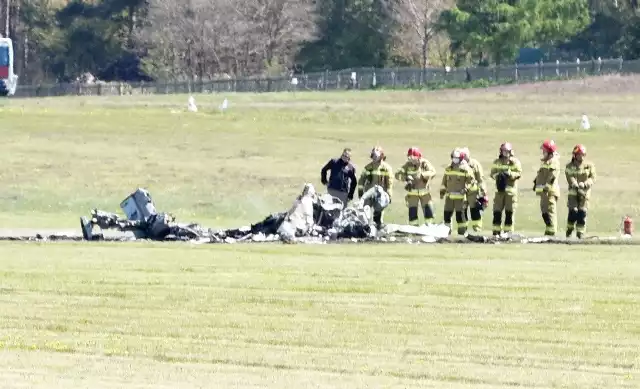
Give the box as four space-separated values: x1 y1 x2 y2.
11 58 638 98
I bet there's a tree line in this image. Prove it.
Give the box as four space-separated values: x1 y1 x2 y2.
0 0 639 85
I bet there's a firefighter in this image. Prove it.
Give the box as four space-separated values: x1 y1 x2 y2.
489 142 522 236
533 139 561 236
358 146 393 229
565 144 596 238
395 147 437 226
439 148 476 235
460 147 488 232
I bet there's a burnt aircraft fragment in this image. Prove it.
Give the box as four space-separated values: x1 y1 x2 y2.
80 188 211 241
79 185 451 243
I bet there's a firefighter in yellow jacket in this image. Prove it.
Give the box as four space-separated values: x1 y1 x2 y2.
489 142 522 236
460 147 488 232
439 148 476 235
358 146 393 229
395 147 437 226
533 139 561 236
565 144 596 238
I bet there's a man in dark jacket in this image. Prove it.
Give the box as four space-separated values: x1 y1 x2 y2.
320 148 358 208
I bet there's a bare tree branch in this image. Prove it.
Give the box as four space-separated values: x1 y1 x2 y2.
393 0 452 68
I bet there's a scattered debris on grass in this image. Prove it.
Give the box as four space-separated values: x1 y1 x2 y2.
0 186 632 245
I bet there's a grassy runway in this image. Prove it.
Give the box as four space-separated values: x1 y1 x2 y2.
1 75 639 388
1 243 638 388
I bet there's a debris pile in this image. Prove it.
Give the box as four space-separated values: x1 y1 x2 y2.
81 188 212 242
72 186 639 245
79 185 453 244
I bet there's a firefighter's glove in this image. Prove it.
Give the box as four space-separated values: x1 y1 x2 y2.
570 178 578 188
404 181 413 191
439 189 446 199
578 182 585 189
358 188 364 198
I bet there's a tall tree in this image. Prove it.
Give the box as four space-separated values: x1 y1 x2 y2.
438 0 533 66
296 0 397 71
393 0 451 68
233 0 315 73
527 0 591 47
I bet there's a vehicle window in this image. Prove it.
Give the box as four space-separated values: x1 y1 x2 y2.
0 47 9 67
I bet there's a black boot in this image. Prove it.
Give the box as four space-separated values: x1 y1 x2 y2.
423 204 435 224
373 211 384 230
576 209 587 239
504 211 514 234
408 207 419 226
492 211 502 236
542 213 554 236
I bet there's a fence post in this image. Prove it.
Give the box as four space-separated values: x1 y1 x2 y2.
393 67 398 89
325 69 329 91
597 57 602 74
537 60 542 80
14 59 640 97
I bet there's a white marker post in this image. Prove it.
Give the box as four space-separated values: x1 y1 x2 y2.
219 98 228 113
291 77 298 96
581 114 590 130
187 96 198 112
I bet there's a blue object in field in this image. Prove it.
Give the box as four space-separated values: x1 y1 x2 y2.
517 48 544 64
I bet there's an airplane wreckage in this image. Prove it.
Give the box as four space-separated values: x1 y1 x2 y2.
75 185 635 245
80 185 450 244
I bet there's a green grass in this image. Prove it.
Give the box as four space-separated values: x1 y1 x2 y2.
0 243 638 388
1 86 640 233
1 81 640 387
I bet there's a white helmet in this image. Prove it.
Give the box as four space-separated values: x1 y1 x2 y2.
451 148 462 164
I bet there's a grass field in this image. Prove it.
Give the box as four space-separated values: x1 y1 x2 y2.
1 75 640 388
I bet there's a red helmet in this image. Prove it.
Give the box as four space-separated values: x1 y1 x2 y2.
572 144 586 156
407 147 422 158
541 139 557 153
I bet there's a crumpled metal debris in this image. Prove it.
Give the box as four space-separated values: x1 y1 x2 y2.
77 185 479 244
207 184 376 244
81 188 212 241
